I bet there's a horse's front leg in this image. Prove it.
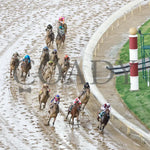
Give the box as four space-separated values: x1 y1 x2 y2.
77 115 80 125
21 71 23 77
69 115 72 124
10 68 13 77
66 112 69 120
53 118 56 126
72 116 74 125
48 117 51 126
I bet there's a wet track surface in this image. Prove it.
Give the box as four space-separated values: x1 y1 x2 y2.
0 0 149 149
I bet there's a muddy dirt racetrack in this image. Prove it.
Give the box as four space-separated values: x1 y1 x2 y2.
0 0 149 149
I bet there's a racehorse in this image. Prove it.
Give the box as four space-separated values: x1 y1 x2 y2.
66 102 81 125
45 29 55 48
40 50 50 70
43 65 55 82
80 88 90 110
10 55 19 77
21 59 31 78
56 33 65 50
47 103 59 126
39 88 50 110
50 53 59 70
60 60 70 82
98 108 110 133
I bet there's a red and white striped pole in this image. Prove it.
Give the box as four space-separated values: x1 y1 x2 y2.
129 27 139 91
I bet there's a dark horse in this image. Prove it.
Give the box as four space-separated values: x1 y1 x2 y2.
21 59 31 78
40 50 49 70
45 29 55 48
98 108 110 133
66 102 81 125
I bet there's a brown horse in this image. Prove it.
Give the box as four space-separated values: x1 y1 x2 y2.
40 51 50 70
45 29 55 48
21 59 31 78
56 33 65 50
43 64 55 82
10 55 19 77
66 102 81 125
61 60 70 82
98 108 110 133
80 88 90 110
39 88 50 110
47 103 59 126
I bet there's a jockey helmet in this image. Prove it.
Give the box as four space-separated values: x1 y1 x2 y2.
106 102 110 108
55 95 60 98
47 24 52 29
64 55 69 58
25 55 30 59
43 46 49 50
43 83 48 88
75 97 79 101
59 17 64 21
104 103 107 108
53 49 57 52
55 95 60 100
84 82 90 88
48 60 53 64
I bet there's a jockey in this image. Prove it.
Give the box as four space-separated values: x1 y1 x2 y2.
78 82 90 98
58 17 65 28
69 97 81 112
43 46 49 52
52 49 57 54
50 95 60 113
64 55 70 62
59 17 65 24
46 24 53 31
73 97 81 105
23 55 30 63
23 54 31 69
44 60 54 72
51 49 59 64
39 83 50 97
13 52 19 57
97 102 111 121
51 94 60 105
48 60 54 66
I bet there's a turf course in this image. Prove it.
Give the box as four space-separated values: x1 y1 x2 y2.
116 19 150 129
